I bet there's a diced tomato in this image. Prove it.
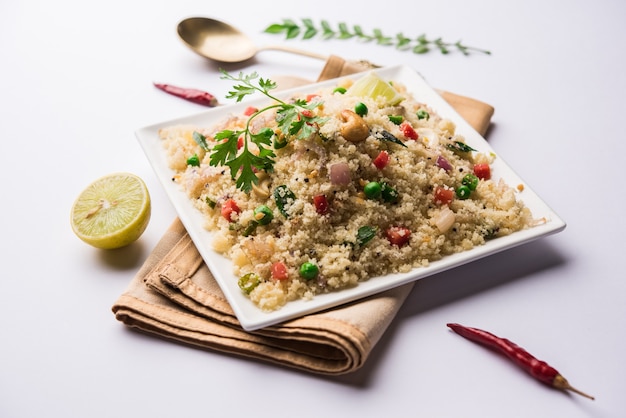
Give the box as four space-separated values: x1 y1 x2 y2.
271 262 289 280
385 226 412 247
400 121 418 140
313 194 330 215
237 135 244 150
434 186 455 205
221 199 240 222
306 94 320 102
300 109 314 118
473 163 491 180
243 106 258 116
373 150 390 169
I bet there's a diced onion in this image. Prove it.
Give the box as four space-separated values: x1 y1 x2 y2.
417 128 438 147
434 207 455 233
329 162 351 185
436 155 452 171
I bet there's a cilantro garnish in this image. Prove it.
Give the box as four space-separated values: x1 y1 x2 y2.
210 70 326 192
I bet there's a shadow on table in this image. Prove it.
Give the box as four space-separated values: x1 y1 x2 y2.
96 239 150 271
328 237 568 387
111 237 567 389
398 238 568 318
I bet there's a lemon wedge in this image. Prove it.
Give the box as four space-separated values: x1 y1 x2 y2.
346 71 404 106
70 172 151 249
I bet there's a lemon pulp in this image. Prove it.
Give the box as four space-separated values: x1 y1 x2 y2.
346 71 404 106
70 172 151 249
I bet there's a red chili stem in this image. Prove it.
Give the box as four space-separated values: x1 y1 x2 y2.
447 323 594 400
153 83 218 107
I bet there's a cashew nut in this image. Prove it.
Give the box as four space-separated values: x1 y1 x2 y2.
340 109 369 142
251 172 271 199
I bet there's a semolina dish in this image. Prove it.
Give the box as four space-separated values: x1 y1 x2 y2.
158 71 535 311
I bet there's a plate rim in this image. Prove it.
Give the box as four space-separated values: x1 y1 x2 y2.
135 64 566 331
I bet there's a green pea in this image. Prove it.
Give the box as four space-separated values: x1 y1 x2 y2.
333 86 347 94
299 262 319 280
253 205 274 225
456 185 472 200
417 109 430 120
388 115 403 125
364 181 382 199
462 174 479 191
354 102 368 116
186 154 200 167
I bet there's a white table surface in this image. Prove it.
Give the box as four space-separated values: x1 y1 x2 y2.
1 0 623 417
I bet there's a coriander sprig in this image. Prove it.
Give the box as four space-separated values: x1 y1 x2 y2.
264 19 491 56
208 70 325 193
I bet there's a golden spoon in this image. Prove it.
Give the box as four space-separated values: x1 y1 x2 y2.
177 17 328 63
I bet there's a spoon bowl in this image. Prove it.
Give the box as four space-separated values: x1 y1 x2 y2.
177 17 328 63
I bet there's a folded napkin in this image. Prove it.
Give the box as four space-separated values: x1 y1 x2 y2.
112 55 495 375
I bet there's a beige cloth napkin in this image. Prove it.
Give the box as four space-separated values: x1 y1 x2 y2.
112 55 495 375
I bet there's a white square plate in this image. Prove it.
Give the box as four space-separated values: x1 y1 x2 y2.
136 65 565 331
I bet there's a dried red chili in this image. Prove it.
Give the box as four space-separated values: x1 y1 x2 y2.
153 83 218 107
447 323 594 400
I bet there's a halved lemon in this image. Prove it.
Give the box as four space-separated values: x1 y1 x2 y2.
346 71 404 106
70 172 151 249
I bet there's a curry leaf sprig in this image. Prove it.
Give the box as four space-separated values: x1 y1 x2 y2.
264 19 491 56
205 69 325 193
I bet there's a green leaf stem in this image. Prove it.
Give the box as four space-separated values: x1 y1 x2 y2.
264 19 491 56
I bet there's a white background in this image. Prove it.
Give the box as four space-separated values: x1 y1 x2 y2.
1 1 623 417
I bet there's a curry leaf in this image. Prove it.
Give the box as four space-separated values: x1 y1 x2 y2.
264 19 491 56
356 226 377 247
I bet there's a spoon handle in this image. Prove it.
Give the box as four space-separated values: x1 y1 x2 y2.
257 45 328 61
